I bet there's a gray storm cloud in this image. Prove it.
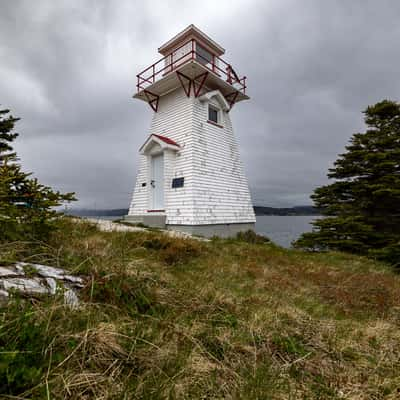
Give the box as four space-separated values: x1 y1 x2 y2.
1 0 400 208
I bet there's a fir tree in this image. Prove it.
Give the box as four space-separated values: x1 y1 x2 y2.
0 109 19 164
294 100 400 266
0 108 76 241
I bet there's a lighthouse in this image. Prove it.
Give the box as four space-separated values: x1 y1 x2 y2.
125 25 256 237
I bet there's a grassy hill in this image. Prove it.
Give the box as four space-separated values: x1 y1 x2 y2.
1 218 399 399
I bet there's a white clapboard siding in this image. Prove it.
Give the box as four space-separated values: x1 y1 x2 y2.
128 86 255 225
189 95 255 224
129 87 195 221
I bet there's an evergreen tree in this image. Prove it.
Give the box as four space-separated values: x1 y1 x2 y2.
294 100 400 266
0 109 19 163
0 108 75 241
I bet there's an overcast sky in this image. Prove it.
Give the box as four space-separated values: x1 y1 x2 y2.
1 0 400 208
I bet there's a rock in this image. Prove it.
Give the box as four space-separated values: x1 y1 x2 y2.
45 277 57 295
64 289 79 308
16 262 84 286
1 277 50 294
0 266 21 277
15 264 25 274
0 262 84 308
0 262 84 305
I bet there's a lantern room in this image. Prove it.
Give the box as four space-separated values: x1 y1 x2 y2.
158 24 225 70
134 24 249 111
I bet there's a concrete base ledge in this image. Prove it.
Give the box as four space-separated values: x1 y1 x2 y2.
123 216 255 238
167 223 255 238
124 214 166 229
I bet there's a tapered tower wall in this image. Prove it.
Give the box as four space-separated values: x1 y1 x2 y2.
191 95 255 224
128 86 255 227
128 87 196 223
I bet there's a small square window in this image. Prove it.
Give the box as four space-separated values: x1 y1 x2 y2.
208 105 219 124
172 177 184 188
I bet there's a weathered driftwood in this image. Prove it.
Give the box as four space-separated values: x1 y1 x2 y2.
0 262 84 307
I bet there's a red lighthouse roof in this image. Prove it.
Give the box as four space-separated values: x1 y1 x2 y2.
152 134 179 147
139 134 180 154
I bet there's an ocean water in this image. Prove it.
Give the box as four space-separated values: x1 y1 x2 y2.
84 214 320 248
255 215 321 248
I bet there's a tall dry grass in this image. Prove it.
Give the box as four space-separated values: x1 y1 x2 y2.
0 217 399 399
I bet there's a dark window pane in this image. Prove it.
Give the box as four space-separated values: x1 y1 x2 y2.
196 44 212 66
208 106 218 123
172 177 184 188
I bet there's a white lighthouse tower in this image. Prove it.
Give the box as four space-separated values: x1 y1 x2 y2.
125 25 256 237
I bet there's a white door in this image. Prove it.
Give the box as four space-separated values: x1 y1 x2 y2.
150 153 164 210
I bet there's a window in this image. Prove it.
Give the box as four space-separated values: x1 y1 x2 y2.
172 177 184 188
208 105 219 124
196 44 213 66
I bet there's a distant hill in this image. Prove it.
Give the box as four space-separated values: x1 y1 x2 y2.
66 206 321 217
254 205 321 216
66 208 128 217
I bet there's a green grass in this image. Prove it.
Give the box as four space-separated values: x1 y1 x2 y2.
0 217 399 399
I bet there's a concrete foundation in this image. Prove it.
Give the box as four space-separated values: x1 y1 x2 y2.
167 223 256 238
123 216 255 238
124 214 166 229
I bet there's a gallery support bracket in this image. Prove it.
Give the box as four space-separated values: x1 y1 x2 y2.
224 91 239 110
143 73 240 112
177 71 240 110
176 71 209 98
143 90 159 112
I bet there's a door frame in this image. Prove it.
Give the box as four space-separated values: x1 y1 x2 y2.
148 152 165 212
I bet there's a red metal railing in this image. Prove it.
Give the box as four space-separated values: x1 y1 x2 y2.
136 39 247 95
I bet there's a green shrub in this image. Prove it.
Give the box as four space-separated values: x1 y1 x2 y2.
143 235 203 265
89 269 165 316
271 334 309 358
236 230 270 244
0 302 49 395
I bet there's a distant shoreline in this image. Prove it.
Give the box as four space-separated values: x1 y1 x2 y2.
65 206 322 217
254 206 321 216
